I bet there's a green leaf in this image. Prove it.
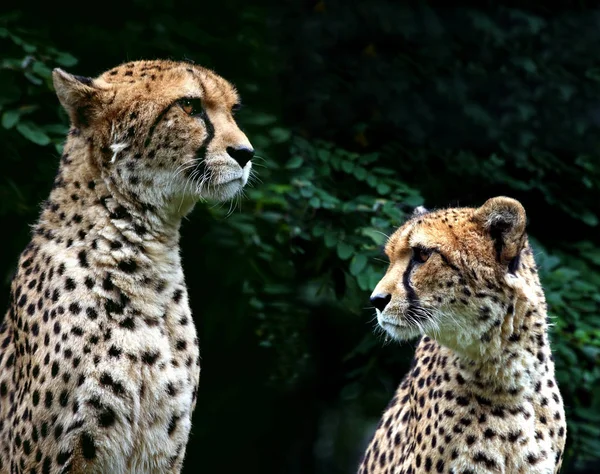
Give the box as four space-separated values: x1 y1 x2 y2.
244 112 277 126
580 211 598 227
341 160 354 173
360 227 388 246
24 72 42 85
270 127 291 143
324 229 337 248
55 52 78 67
353 167 367 180
337 242 354 260
286 156 303 169
32 61 52 79
349 253 367 276
317 149 330 161
16 121 51 146
2 110 20 129
377 183 391 194
402 194 425 208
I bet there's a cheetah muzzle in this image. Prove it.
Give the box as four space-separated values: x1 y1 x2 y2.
0 60 254 474
360 197 567 474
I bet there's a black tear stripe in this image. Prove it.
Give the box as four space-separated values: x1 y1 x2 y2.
403 259 423 320
190 111 215 176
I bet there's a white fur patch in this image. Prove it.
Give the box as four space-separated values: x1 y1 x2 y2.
110 142 130 163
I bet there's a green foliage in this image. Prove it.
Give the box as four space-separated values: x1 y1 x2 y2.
221 137 423 387
536 240 600 461
0 3 599 473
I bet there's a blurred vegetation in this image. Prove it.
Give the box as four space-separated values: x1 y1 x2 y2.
0 1 599 473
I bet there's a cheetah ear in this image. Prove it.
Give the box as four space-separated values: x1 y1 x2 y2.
475 196 527 266
53 68 104 128
412 205 429 217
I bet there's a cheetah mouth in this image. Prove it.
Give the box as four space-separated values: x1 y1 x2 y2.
212 174 244 187
377 313 423 341
203 159 250 187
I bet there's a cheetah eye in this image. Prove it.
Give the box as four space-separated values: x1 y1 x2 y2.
412 246 432 264
231 103 242 114
179 98 203 116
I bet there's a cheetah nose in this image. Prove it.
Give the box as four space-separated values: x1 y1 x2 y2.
226 146 254 167
370 293 392 312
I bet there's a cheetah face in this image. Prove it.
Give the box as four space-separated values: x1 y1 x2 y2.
53 60 254 214
370 197 529 352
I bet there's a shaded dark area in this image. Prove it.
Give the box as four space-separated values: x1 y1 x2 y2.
0 1 599 473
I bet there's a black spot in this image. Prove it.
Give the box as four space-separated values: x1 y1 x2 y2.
43 456 51 474
81 432 96 460
86 307 98 320
78 250 89 268
508 430 521 443
119 317 135 330
173 289 183 303
56 448 73 465
102 274 114 291
118 260 137 273
473 452 497 469
99 372 126 396
108 345 122 358
105 299 125 315
65 278 76 290
167 414 179 436
141 351 159 365
109 205 130 220
54 423 64 440
69 302 81 315
455 396 469 406
23 439 31 455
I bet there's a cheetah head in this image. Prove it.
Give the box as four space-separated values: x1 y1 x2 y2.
52 60 254 215
370 197 533 356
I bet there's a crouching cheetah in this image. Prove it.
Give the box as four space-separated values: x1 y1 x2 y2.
359 197 566 474
0 60 254 473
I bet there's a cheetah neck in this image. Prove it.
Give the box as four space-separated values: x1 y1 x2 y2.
444 282 552 401
39 134 184 255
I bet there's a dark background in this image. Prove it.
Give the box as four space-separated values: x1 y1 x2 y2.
1 1 599 472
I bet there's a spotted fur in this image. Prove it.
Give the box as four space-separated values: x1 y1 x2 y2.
360 197 566 474
0 60 254 473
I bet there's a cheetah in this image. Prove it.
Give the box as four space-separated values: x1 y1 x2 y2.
0 60 254 473
359 197 566 474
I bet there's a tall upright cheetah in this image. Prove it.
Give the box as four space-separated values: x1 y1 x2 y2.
360 197 566 474
0 60 254 473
